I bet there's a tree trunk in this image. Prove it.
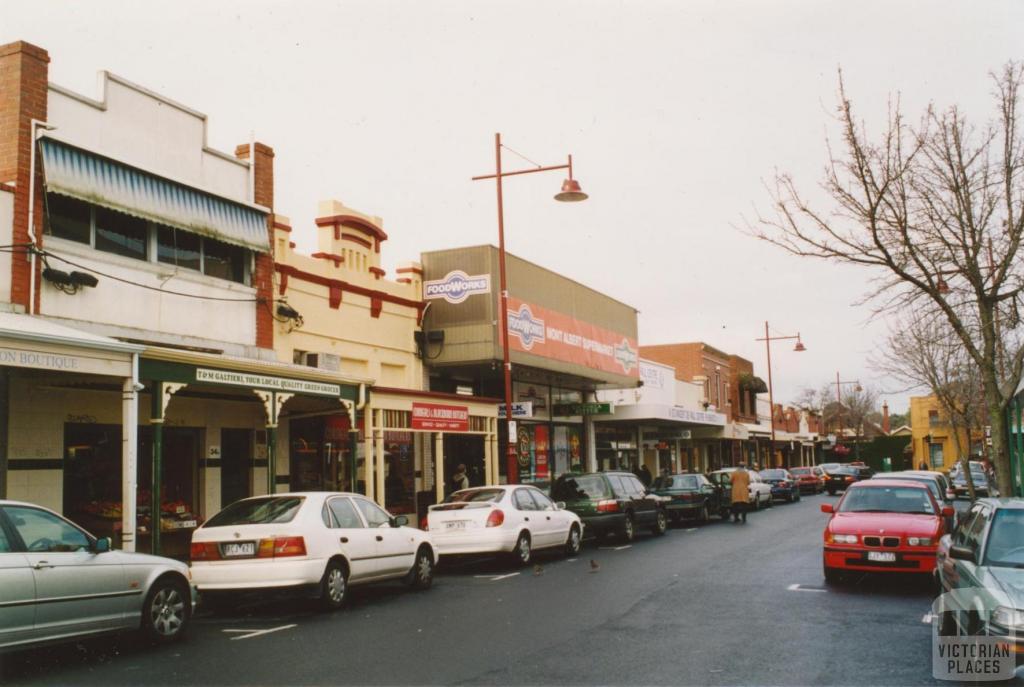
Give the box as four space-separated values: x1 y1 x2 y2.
986 391 1013 496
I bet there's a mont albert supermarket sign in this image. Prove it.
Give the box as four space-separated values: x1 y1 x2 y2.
195 368 342 397
423 270 491 304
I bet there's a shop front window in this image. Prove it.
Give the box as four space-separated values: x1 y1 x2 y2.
384 431 415 515
290 415 354 493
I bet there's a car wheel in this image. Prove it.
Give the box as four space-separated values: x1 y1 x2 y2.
405 547 434 590
824 565 842 585
320 560 348 611
565 525 582 556
620 514 636 542
142 576 190 644
512 532 532 566
651 510 668 536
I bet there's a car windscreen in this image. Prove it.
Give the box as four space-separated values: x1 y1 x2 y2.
838 486 935 515
447 489 505 503
652 475 700 490
552 474 611 501
983 510 1024 567
760 470 786 479
204 496 305 527
790 468 811 475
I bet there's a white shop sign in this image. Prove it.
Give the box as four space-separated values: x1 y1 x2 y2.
195 368 341 397
0 344 132 377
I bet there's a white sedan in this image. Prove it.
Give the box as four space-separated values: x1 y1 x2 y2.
190 492 437 611
426 485 583 565
709 469 774 509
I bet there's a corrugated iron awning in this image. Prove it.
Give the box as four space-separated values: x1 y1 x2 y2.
40 138 269 253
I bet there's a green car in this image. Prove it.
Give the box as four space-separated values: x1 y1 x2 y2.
550 471 668 543
935 498 1024 650
649 473 729 523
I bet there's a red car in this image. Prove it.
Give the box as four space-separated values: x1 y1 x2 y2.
790 466 824 494
821 479 954 585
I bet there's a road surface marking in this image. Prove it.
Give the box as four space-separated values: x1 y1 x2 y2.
684 528 697 532
473 572 520 581
567 558 578 562
787 583 826 593
223 624 297 640
598 545 632 551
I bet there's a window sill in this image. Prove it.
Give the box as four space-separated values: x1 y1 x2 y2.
44 236 257 295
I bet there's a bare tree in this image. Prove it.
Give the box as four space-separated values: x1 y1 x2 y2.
752 64 1024 496
873 308 985 498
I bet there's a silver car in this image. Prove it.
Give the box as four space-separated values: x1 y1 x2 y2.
0 499 195 651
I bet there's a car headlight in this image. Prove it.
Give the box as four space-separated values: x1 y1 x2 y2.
829 533 858 544
992 606 1024 630
907 537 933 546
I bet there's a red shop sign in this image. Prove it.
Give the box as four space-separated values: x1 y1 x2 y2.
411 403 469 432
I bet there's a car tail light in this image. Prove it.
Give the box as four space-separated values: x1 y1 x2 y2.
190 542 220 561
486 509 505 528
596 499 620 513
420 516 429 530
257 536 306 558
845 476 853 481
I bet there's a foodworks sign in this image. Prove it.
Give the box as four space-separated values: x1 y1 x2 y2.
423 270 490 304
504 297 640 379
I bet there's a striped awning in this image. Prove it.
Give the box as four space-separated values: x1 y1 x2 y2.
40 138 270 253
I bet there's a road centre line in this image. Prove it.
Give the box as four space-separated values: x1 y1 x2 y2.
786 583 827 593
222 624 297 640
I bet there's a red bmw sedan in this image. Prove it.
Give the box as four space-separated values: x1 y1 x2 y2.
821 479 954 585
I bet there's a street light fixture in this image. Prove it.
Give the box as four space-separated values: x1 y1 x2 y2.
472 133 587 484
755 322 806 468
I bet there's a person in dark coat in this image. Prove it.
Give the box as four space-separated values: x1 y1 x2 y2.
638 464 653 488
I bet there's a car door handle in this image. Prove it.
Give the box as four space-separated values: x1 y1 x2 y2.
340 537 349 544
33 561 54 570
376 535 383 542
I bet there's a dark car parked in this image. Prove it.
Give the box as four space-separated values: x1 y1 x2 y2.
952 470 992 498
551 471 668 542
760 469 802 503
649 473 728 523
790 466 825 494
825 465 874 495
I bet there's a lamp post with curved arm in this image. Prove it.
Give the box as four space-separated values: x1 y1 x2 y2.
755 322 806 468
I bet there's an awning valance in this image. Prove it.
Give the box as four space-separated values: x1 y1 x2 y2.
40 138 270 253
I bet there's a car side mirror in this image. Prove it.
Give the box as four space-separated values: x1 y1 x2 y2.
941 506 955 518
392 515 409 527
555 501 566 510
92 537 111 553
949 544 976 563
820 504 834 514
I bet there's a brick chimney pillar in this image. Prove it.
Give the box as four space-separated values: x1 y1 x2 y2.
235 142 275 349
0 41 49 312
882 401 891 435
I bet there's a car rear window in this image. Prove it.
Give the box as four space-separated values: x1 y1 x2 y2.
553 474 611 501
760 469 786 479
447 489 505 504
204 496 304 528
790 468 811 475
653 475 699 490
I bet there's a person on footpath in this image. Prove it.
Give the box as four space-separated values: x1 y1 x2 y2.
450 463 469 494
638 463 653 488
730 463 751 523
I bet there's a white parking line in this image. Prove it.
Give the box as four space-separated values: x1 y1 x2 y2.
684 528 697 532
598 545 632 551
222 624 297 640
786 583 826 593
473 572 520 581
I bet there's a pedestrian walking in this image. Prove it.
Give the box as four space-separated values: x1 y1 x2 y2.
450 463 469 493
638 463 653 488
730 463 751 523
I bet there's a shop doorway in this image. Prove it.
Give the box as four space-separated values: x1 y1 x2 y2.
443 434 485 494
63 423 122 537
221 428 251 507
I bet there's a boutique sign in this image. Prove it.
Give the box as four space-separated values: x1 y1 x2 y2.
504 297 640 379
423 270 491 304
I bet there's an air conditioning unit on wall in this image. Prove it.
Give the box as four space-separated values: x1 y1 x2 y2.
303 352 341 372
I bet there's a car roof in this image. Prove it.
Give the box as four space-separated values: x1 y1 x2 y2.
852 478 929 489
976 497 1024 509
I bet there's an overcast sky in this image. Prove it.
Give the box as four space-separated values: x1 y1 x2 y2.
6 1 1023 414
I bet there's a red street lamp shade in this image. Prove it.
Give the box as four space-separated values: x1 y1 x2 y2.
854 383 863 392
793 341 806 352
554 178 588 202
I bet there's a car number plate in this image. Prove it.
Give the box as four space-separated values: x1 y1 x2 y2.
445 521 468 530
867 551 896 562
221 542 256 558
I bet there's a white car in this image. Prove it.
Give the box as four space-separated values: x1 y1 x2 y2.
0 499 195 651
426 485 583 565
709 469 774 509
189 492 436 611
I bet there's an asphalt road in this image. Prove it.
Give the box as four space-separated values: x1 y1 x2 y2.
0 493 983 686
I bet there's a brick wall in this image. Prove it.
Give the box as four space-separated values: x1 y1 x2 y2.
640 342 736 415
235 142 275 349
0 41 48 312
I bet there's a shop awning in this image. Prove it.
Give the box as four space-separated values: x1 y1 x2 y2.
40 138 270 253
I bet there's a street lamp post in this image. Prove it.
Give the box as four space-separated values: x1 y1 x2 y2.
472 133 587 484
833 372 862 454
755 322 806 468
